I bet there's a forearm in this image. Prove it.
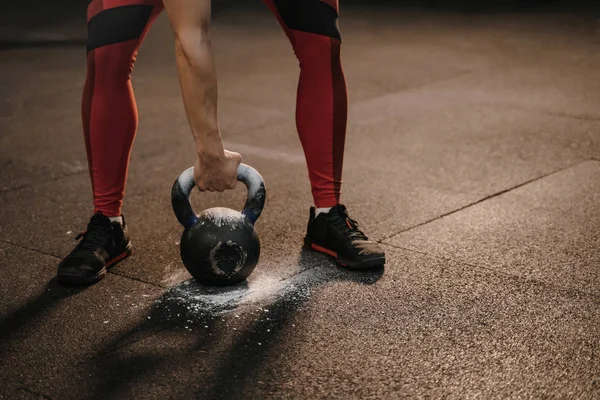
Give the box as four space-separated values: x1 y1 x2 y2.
175 35 223 154
163 0 224 156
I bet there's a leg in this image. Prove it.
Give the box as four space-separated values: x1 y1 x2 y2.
83 0 164 217
57 0 163 286
263 0 347 208
264 0 385 269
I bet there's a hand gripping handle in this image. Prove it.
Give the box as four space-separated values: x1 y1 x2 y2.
171 164 266 229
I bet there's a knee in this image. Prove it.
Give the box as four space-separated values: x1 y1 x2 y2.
86 2 153 50
173 27 212 65
88 40 138 81
293 33 342 70
274 0 343 66
86 5 153 79
170 9 212 64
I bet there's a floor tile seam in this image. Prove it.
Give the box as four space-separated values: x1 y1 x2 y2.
0 238 166 290
0 239 62 260
108 270 167 290
377 159 596 243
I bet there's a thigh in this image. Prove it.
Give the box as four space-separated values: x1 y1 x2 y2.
86 0 164 52
263 0 341 41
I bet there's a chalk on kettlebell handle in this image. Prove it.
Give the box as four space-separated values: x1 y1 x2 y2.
171 163 266 286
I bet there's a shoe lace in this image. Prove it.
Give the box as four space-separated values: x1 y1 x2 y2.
74 214 113 251
329 207 369 241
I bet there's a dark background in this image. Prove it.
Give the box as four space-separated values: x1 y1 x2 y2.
2 0 600 49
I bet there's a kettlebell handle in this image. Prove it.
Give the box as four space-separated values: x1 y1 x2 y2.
171 164 266 229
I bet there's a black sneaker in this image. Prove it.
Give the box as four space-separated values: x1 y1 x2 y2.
57 212 133 285
304 204 385 269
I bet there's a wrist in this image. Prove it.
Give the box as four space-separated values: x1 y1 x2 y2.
195 132 225 157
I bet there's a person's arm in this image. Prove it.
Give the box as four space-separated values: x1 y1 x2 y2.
162 0 241 191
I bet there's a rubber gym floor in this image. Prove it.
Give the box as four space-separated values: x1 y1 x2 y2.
1 1 599 398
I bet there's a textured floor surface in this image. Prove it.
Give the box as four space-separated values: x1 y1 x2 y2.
1 1 599 399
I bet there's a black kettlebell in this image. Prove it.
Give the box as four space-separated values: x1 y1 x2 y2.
171 164 266 286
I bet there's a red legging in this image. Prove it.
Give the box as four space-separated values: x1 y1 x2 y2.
83 0 347 216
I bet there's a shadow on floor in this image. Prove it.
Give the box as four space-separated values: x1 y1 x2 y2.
80 247 384 399
0 278 85 354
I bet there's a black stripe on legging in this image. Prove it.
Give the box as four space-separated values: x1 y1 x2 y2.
273 0 341 41
87 5 154 52
330 38 346 201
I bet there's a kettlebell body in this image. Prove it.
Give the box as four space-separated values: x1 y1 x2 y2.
171 164 266 286
180 207 260 285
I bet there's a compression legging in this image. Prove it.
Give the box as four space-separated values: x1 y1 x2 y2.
83 0 347 216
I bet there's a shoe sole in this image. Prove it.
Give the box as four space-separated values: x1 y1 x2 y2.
57 243 133 286
304 238 385 270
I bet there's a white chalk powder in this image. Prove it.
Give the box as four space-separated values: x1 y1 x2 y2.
156 256 331 317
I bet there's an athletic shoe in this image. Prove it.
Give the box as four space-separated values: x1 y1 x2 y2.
304 204 385 269
57 212 132 285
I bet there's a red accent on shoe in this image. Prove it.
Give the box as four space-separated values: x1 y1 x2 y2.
310 243 338 258
106 249 131 267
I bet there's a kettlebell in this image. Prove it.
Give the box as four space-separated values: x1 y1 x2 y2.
171 164 266 286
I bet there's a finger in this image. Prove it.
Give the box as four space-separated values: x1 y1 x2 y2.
226 150 242 161
194 180 207 192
